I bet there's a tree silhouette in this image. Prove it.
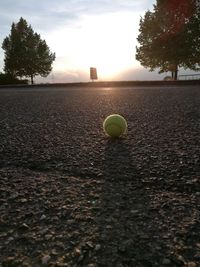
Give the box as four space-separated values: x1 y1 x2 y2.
136 0 200 80
2 17 56 84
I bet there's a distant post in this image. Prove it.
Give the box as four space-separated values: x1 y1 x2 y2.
90 67 98 81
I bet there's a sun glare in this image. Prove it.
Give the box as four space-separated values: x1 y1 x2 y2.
46 12 140 80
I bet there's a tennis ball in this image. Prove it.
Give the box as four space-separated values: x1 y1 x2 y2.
103 114 127 137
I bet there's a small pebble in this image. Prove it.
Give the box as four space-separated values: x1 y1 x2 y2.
95 244 101 251
42 254 51 265
162 258 171 265
74 247 81 257
187 262 196 267
40 214 46 220
45 234 53 240
19 223 29 230
7 236 14 243
21 198 28 203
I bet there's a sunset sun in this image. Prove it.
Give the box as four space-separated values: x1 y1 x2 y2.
76 13 137 79
46 12 139 80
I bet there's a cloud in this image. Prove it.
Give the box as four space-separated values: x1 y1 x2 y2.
111 66 167 81
36 69 89 84
0 0 156 45
0 1 77 35
0 0 155 33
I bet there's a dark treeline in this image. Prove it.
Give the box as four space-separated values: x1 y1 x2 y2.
0 73 28 85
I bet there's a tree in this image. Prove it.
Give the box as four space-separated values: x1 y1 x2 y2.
2 17 56 84
136 0 200 80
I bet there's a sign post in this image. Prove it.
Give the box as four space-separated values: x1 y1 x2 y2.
90 67 98 81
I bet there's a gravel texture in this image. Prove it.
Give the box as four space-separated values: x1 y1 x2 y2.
0 85 200 267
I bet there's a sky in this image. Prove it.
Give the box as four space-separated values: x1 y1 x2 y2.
0 0 193 83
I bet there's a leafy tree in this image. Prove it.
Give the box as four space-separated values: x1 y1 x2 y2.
2 17 55 84
136 0 200 80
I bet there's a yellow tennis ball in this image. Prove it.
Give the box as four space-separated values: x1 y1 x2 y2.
103 114 127 137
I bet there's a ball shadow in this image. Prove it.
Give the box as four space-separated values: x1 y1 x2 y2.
95 137 155 266
102 137 139 182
